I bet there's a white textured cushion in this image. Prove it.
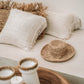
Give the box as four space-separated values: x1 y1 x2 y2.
46 11 81 39
0 9 47 50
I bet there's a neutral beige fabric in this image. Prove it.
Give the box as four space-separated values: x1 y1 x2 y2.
0 9 47 50
46 12 81 39
0 30 84 79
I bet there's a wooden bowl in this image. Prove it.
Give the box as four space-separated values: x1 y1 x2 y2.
14 67 70 84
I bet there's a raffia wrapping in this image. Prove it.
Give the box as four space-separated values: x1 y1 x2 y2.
10 2 47 17
0 1 47 39
0 0 10 32
0 9 10 32
41 40 75 62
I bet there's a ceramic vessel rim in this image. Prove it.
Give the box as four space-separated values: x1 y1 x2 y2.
0 66 15 80
18 58 38 70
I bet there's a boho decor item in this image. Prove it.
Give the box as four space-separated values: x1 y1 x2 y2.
0 0 10 9
0 9 10 32
0 1 47 39
0 66 15 84
0 9 47 50
0 0 10 32
10 2 47 17
41 40 75 62
11 76 23 84
14 67 70 84
18 58 40 84
46 11 81 39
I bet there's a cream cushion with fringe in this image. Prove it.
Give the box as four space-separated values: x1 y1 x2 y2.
0 1 47 40
0 9 47 50
46 12 81 39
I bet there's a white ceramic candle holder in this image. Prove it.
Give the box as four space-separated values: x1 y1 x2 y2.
11 76 23 84
18 58 40 84
0 66 15 84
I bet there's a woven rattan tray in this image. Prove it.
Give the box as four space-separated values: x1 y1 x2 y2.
14 67 70 84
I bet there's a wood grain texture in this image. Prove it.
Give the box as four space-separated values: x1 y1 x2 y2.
14 67 70 84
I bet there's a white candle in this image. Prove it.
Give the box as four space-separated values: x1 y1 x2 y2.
19 58 40 84
11 76 23 84
21 60 36 68
0 69 13 77
0 66 15 84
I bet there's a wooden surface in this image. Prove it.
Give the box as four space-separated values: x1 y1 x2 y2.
15 67 70 84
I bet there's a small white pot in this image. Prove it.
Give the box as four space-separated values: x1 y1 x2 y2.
11 76 23 84
0 66 15 84
18 58 40 84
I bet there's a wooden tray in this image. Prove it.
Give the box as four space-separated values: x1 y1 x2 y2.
15 67 70 84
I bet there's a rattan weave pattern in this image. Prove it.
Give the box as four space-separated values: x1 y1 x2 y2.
0 9 10 32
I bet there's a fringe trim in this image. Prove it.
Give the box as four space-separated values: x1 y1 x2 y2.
0 0 47 17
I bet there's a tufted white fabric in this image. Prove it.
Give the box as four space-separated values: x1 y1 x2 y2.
46 11 81 39
0 9 47 50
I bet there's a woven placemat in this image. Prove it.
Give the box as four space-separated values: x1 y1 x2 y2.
41 40 75 62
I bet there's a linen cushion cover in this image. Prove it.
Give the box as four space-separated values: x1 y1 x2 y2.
0 9 47 50
0 1 47 39
46 12 81 39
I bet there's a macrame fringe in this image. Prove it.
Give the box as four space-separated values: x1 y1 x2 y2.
0 0 10 9
0 0 47 17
